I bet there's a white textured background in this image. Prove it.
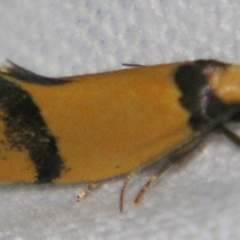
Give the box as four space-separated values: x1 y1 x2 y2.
1 1 240 239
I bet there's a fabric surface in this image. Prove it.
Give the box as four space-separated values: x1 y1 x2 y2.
0 0 240 239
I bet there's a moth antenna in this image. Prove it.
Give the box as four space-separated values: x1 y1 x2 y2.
220 126 240 147
122 63 145 67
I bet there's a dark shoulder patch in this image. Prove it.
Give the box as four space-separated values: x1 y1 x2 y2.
0 74 65 182
174 59 238 129
2 61 71 85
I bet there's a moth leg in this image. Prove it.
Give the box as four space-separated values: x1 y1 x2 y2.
120 171 137 212
134 131 207 205
220 126 240 147
134 161 173 205
76 182 99 202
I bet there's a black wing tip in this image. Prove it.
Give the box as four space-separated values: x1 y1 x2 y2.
0 59 29 75
0 60 71 85
0 59 13 74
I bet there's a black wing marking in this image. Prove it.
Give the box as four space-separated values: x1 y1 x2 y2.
0 60 71 85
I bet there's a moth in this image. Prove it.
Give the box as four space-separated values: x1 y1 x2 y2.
0 59 239 211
